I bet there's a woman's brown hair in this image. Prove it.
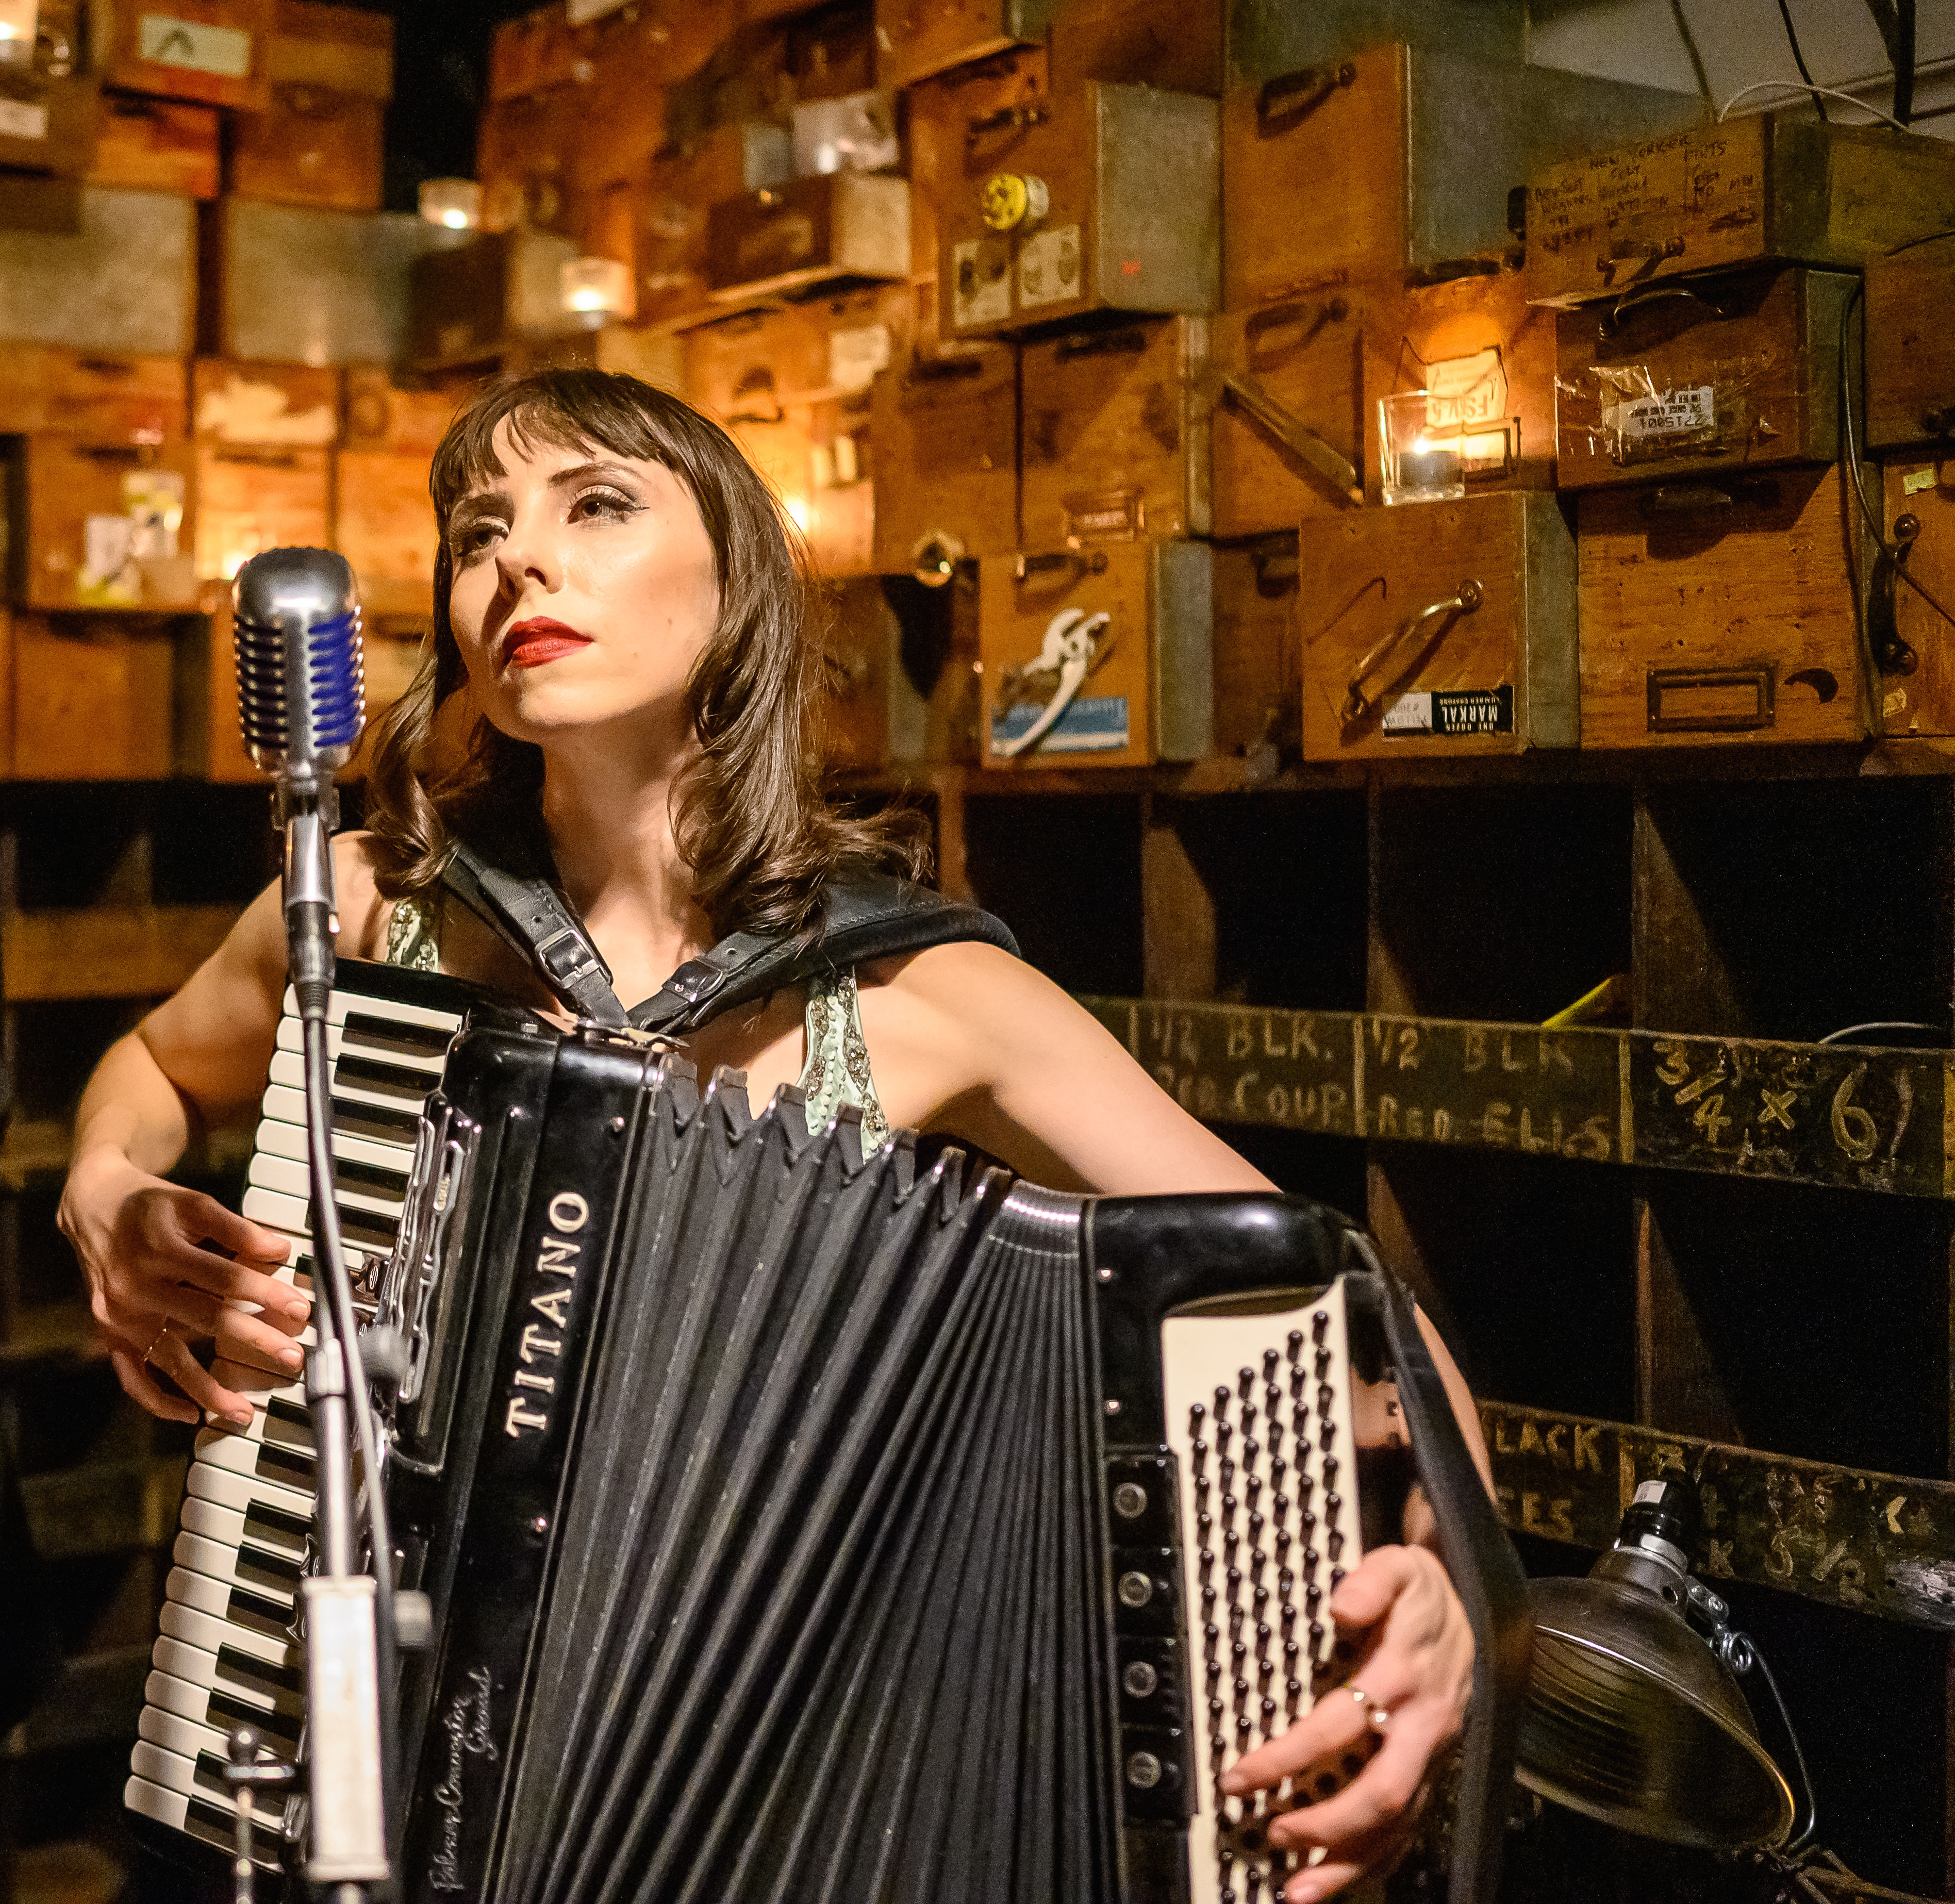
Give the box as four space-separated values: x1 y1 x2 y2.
361 368 925 939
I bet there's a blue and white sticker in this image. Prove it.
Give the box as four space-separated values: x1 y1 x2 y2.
991 694 1129 755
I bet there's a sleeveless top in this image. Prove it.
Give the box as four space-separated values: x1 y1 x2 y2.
384 894 891 1150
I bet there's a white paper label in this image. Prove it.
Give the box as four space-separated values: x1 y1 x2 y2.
1016 224 1081 310
828 324 891 394
1422 348 1507 429
952 236 1011 329
1609 384 1715 440
0 95 46 139
1381 693 1433 733
139 14 253 78
82 513 134 588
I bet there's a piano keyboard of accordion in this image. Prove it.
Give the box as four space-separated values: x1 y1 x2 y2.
125 962 472 1869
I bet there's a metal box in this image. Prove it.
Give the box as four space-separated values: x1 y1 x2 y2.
1223 43 1695 302
1864 232 1955 452
707 172 910 300
942 81 1218 339
1577 466 1866 749
1869 459 1955 738
1018 316 1210 549
218 198 429 366
1555 267 1855 490
871 341 1018 576
0 185 194 356
1212 531 1299 765
88 93 220 197
8 433 200 610
406 227 582 373
874 0 1051 91
0 347 187 438
100 0 275 110
1227 0 1523 75
979 540 1212 768
1301 490 1576 760
1528 117 1955 308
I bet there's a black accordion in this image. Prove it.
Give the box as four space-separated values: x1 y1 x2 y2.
130 963 1528 1904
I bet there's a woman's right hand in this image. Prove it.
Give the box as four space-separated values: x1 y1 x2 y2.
59 1145 309 1426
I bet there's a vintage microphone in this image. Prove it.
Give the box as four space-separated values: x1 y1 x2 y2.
232 549 393 1897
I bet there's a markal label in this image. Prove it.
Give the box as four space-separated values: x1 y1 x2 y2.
1381 686 1513 736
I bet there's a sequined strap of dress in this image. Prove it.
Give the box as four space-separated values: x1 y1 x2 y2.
385 893 442 972
797 967 889 1150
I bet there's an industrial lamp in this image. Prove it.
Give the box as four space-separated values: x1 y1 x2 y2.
1517 1475 1805 1851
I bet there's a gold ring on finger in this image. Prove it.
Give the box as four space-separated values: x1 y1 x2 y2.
1346 1684 1389 1732
143 1322 171 1366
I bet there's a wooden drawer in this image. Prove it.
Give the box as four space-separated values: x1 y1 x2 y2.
194 443 330 581
1577 466 1864 749
1528 117 1955 308
979 540 1211 769
11 436 198 610
1301 490 1576 760
1046 0 1219 95
811 577 927 771
871 343 1018 574
1212 531 1299 764
407 227 582 373
264 0 391 98
88 91 219 196
488 0 716 103
1211 289 1365 538
1221 43 1692 300
332 450 434 617
874 0 1049 91
1019 316 1210 548
1869 459 1955 738
228 82 384 210
708 172 910 301
102 0 275 111
477 81 582 234
342 371 457 457
0 71 97 175
632 123 792 326
0 185 195 357
0 347 187 438
9 612 178 779
685 303 829 434
192 360 338 444
940 80 1216 340
178 581 256 780
1865 234 1955 453
1554 268 1853 490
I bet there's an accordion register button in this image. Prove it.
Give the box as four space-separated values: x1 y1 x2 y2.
1116 1726 1189 1820
1118 1570 1154 1609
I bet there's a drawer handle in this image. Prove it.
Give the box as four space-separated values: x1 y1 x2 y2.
1220 371 1358 499
1641 479 1778 517
1015 550 1108 583
1646 664 1776 733
1256 61 1355 133
1056 326 1149 363
1595 235 1686 274
965 101 1047 144
1599 282 1734 337
902 356 987 388
1341 579 1482 724
1243 295 1349 359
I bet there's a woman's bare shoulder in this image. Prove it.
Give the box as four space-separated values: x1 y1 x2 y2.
332 830 403 962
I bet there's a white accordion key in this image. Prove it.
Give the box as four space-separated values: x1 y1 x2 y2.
185 1460 316 1529
173 1530 300 1605
179 1494 309 1570
160 1600 300 1674
1163 1278 1369 1904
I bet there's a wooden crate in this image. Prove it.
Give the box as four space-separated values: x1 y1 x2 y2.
87 91 220 196
1046 0 1220 97
341 371 457 458
1222 43 1692 301
874 0 1049 92
228 82 384 210
0 347 187 438
871 343 1018 573
1577 465 1865 749
1554 267 1854 490
178 581 256 780
1018 316 1210 548
978 540 1211 768
0 70 98 175
707 172 910 301
8 612 177 779
1211 287 1366 537
191 360 338 445
1864 232 1955 453
193 443 330 582
1528 117 1955 308
939 79 1216 339
332 450 434 618
10 435 198 611
488 0 718 103
1869 458 1955 739
1212 530 1299 762
263 0 392 98
811 577 912 771
1300 490 1576 760
630 122 792 326
101 0 275 111
477 80 582 235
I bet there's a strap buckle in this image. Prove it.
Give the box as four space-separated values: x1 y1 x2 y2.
662 957 730 1007
534 923 609 991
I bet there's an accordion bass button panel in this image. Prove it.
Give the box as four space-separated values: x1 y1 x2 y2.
1160 1278 1367 1904
125 967 468 1871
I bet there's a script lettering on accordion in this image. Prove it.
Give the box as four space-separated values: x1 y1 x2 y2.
429 1665 499 1893
506 1190 590 1437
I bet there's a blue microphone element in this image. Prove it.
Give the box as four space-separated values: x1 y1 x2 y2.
233 547 366 777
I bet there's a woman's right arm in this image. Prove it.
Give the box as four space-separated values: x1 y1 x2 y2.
57 853 375 1425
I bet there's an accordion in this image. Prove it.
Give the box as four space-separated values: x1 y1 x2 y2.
129 962 1528 1904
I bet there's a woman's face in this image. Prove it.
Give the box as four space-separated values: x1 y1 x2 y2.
443 417 721 751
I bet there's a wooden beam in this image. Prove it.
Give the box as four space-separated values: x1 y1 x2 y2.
3 903 240 1002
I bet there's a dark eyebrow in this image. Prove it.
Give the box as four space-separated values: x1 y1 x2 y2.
546 459 641 489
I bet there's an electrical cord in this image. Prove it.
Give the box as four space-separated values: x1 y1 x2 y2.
1772 0 1829 119
1718 78 1911 128
1668 0 1716 115
303 1009 403 1884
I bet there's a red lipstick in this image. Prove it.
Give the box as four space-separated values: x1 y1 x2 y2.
502 616 592 669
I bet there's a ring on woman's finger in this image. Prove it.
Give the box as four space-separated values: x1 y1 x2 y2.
1345 1684 1391 1732
142 1321 172 1367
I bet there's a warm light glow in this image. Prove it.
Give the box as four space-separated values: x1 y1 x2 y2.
561 255 632 323
419 178 482 231
782 495 811 532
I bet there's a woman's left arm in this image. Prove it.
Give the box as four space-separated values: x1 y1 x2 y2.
867 941 1490 1898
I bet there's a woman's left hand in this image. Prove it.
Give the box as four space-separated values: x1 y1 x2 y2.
1220 1543 1474 1901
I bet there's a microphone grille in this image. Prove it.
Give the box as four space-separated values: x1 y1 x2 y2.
232 549 366 771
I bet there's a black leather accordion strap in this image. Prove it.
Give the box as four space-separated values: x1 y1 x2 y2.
1339 1232 1533 1904
440 848 1019 1037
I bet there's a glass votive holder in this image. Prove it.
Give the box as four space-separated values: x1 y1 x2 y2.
419 178 483 231
560 255 634 326
1379 391 1467 506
